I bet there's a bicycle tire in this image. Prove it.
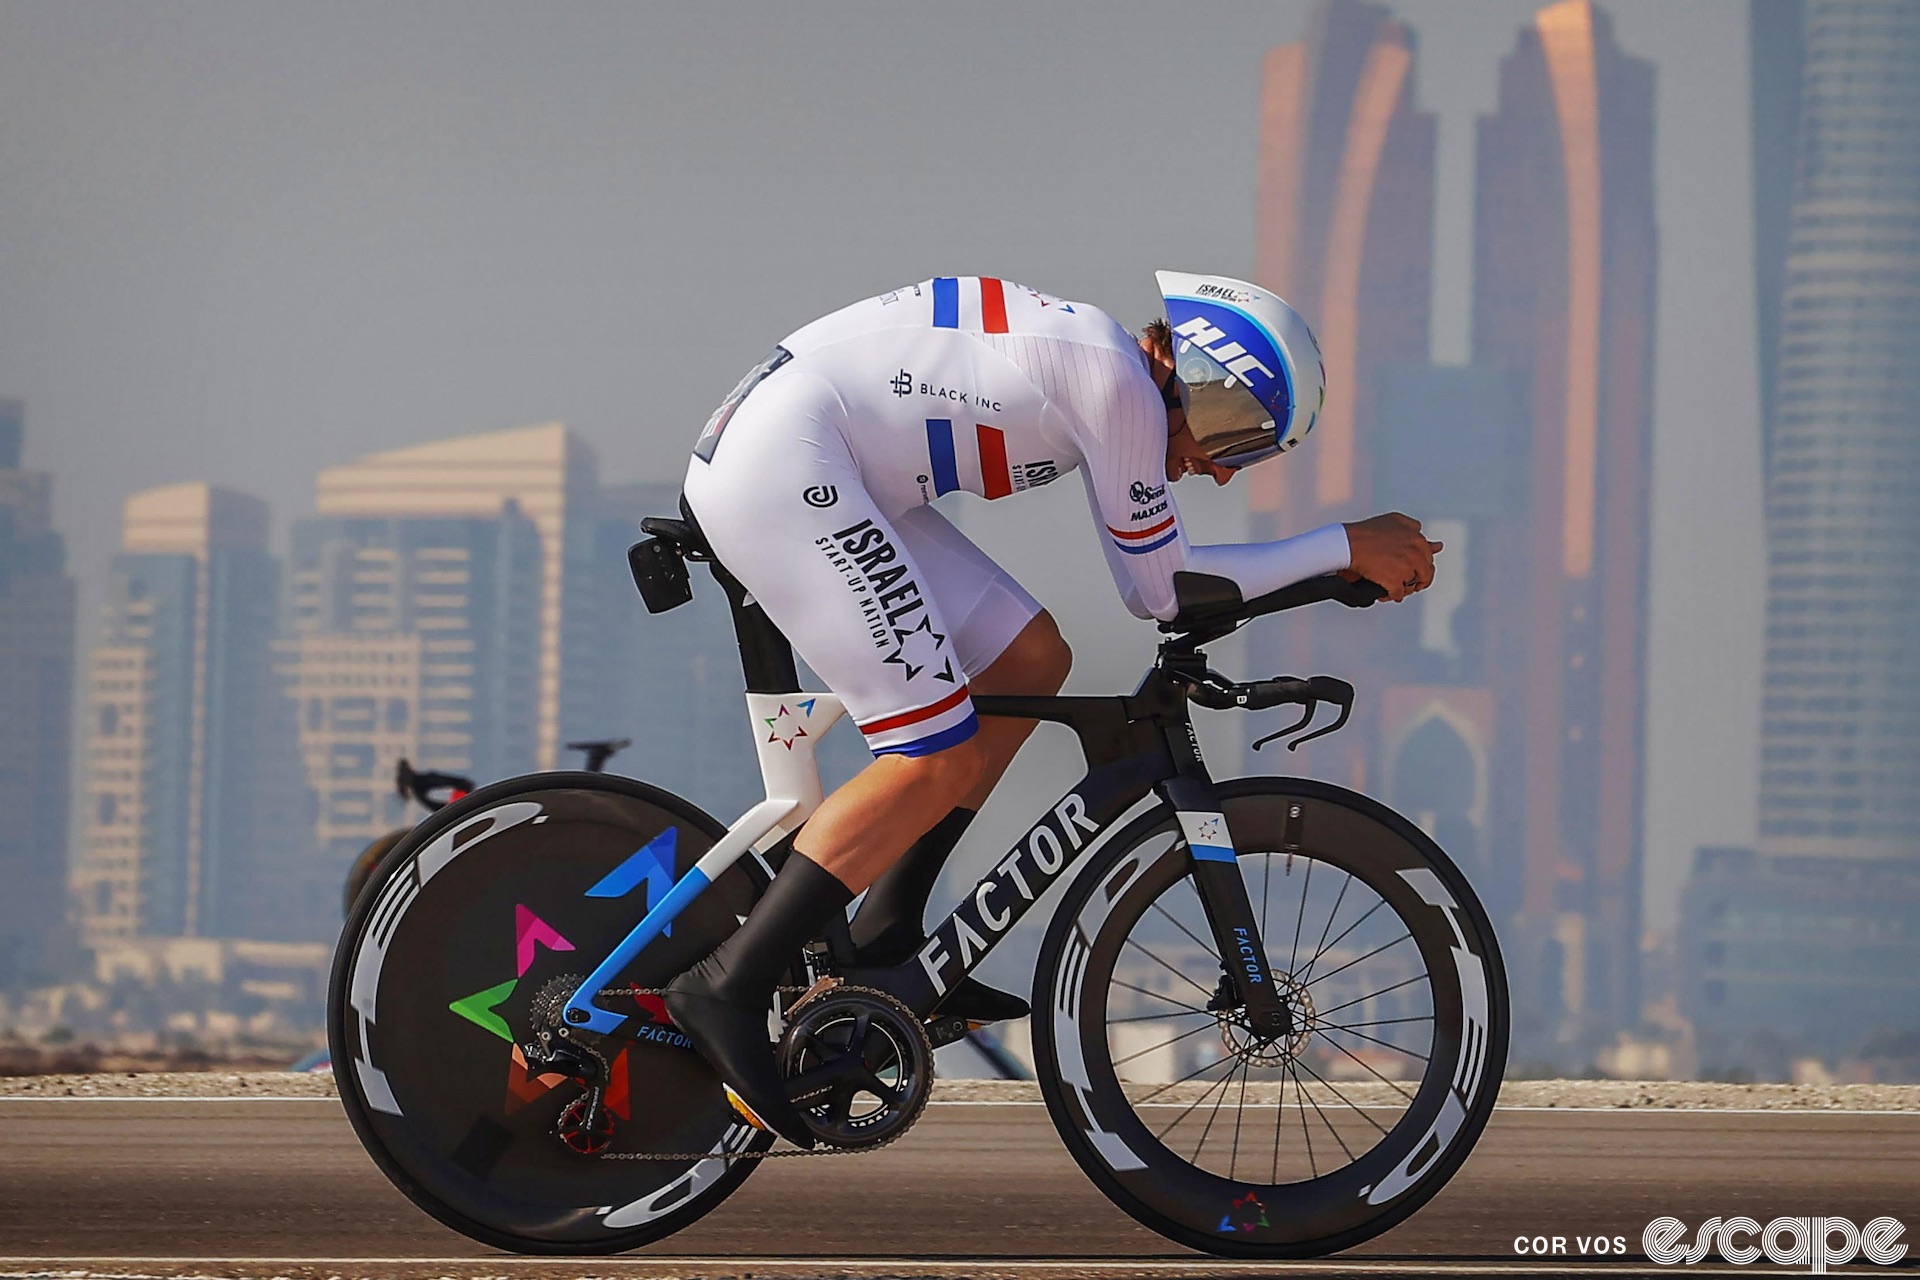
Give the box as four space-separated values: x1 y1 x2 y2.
1033 776 1508 1258
344 827 408 919
328 770 775 1255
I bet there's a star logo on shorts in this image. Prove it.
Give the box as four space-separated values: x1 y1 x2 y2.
883 615 954 684
763 703 810 750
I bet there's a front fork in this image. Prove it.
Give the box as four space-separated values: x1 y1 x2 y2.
1158 773 1294 1039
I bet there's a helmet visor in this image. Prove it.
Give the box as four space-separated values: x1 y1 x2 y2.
1174 341 1282 469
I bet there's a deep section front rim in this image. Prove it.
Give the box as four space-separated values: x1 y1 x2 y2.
1034 776 1508 1258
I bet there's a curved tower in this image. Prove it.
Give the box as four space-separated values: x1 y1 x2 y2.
1474 0 1657 1057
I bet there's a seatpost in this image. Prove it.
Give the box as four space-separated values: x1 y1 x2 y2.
708 561 801 695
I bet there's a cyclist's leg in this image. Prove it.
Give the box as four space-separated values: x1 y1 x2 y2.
849 507 1069 1008
890 504 1073 810
674 400 989 1141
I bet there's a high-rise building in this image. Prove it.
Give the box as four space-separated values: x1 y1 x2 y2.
1245 0 1655 1061
73 484 280 943
1679 845 1920 1066
1366 361 1531 906
1245 0 1439 809
1754 0 1920 864
1250 0 1436 552
314 423 596 770
0 402 78 986
1471 0 1657 1056
282 508 543 905
1674 0 1920 1065
1750 0 1807 480
309 423 793 825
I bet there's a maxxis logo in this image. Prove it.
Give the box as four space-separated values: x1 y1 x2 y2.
1644 1216 1907 1272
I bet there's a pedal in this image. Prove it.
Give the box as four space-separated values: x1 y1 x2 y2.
925 1014 972 1049
723 1084 772 1133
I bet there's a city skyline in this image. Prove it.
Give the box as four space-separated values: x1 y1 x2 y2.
0 1 1859 1076
0 1 1765 953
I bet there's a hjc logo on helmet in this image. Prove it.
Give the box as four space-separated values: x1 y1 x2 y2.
1171 316 1278 386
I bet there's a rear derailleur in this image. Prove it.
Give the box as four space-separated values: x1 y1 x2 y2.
524 974 618 1155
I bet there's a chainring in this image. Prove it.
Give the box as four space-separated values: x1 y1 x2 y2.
776 985 935 1151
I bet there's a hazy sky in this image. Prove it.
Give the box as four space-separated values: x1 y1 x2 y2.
0 0 1762 934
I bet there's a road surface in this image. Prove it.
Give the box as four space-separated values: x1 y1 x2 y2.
0 1097 1912 1278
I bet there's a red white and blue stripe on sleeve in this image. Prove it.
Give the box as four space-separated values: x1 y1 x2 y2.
1108 511 1180 555
856 685 979 757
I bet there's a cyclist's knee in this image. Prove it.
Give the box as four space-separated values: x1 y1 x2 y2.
984 610 1072 696
892 727 991 795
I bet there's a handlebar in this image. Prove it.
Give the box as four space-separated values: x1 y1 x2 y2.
1170 668 1358 752
395 759 475 812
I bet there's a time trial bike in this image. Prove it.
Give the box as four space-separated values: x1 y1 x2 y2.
328 504 1508 1259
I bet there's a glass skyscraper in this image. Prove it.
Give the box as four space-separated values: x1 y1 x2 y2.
75 484 280 942
0 403 77 985
1756 0 1920 862
283 507 544 917
1678 0 1920 1069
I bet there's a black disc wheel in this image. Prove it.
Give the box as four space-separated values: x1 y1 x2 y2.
1034 777 1507 1258
328 771 775 1255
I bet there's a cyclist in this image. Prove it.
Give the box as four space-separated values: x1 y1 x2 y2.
668 271 1441 1146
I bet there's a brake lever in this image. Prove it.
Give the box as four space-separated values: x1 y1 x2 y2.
1284 696 1352 751
1249 676 1357 752
1250 699 1318 753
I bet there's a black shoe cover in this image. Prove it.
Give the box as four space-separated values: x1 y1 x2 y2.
934 975 1030 1024
663 851 853 1150
665 963 816 1149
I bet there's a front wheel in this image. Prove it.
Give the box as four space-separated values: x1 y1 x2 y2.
1034 777 1507 1258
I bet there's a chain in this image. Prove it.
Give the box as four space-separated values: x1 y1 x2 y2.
599 1128 908 1160
566 982 917 1162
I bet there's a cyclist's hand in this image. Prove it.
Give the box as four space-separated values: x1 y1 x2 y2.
1343 512 1442 602
1166 421 1233 485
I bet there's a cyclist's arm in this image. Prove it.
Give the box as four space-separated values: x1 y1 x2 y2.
1075 353 1351 622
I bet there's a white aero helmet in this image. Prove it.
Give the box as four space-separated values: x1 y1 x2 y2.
1155 270 1325 469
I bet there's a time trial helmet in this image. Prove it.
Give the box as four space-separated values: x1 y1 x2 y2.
1155 270 1325 469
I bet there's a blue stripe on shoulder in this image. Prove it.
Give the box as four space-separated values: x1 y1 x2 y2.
931 277 959 328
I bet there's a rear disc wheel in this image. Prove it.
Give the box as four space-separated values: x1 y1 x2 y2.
328 771 774 1255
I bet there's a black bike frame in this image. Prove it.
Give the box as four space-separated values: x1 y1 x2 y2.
700 545 1295 1034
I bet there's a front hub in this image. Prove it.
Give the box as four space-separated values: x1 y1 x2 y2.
1217 971 1315 1066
